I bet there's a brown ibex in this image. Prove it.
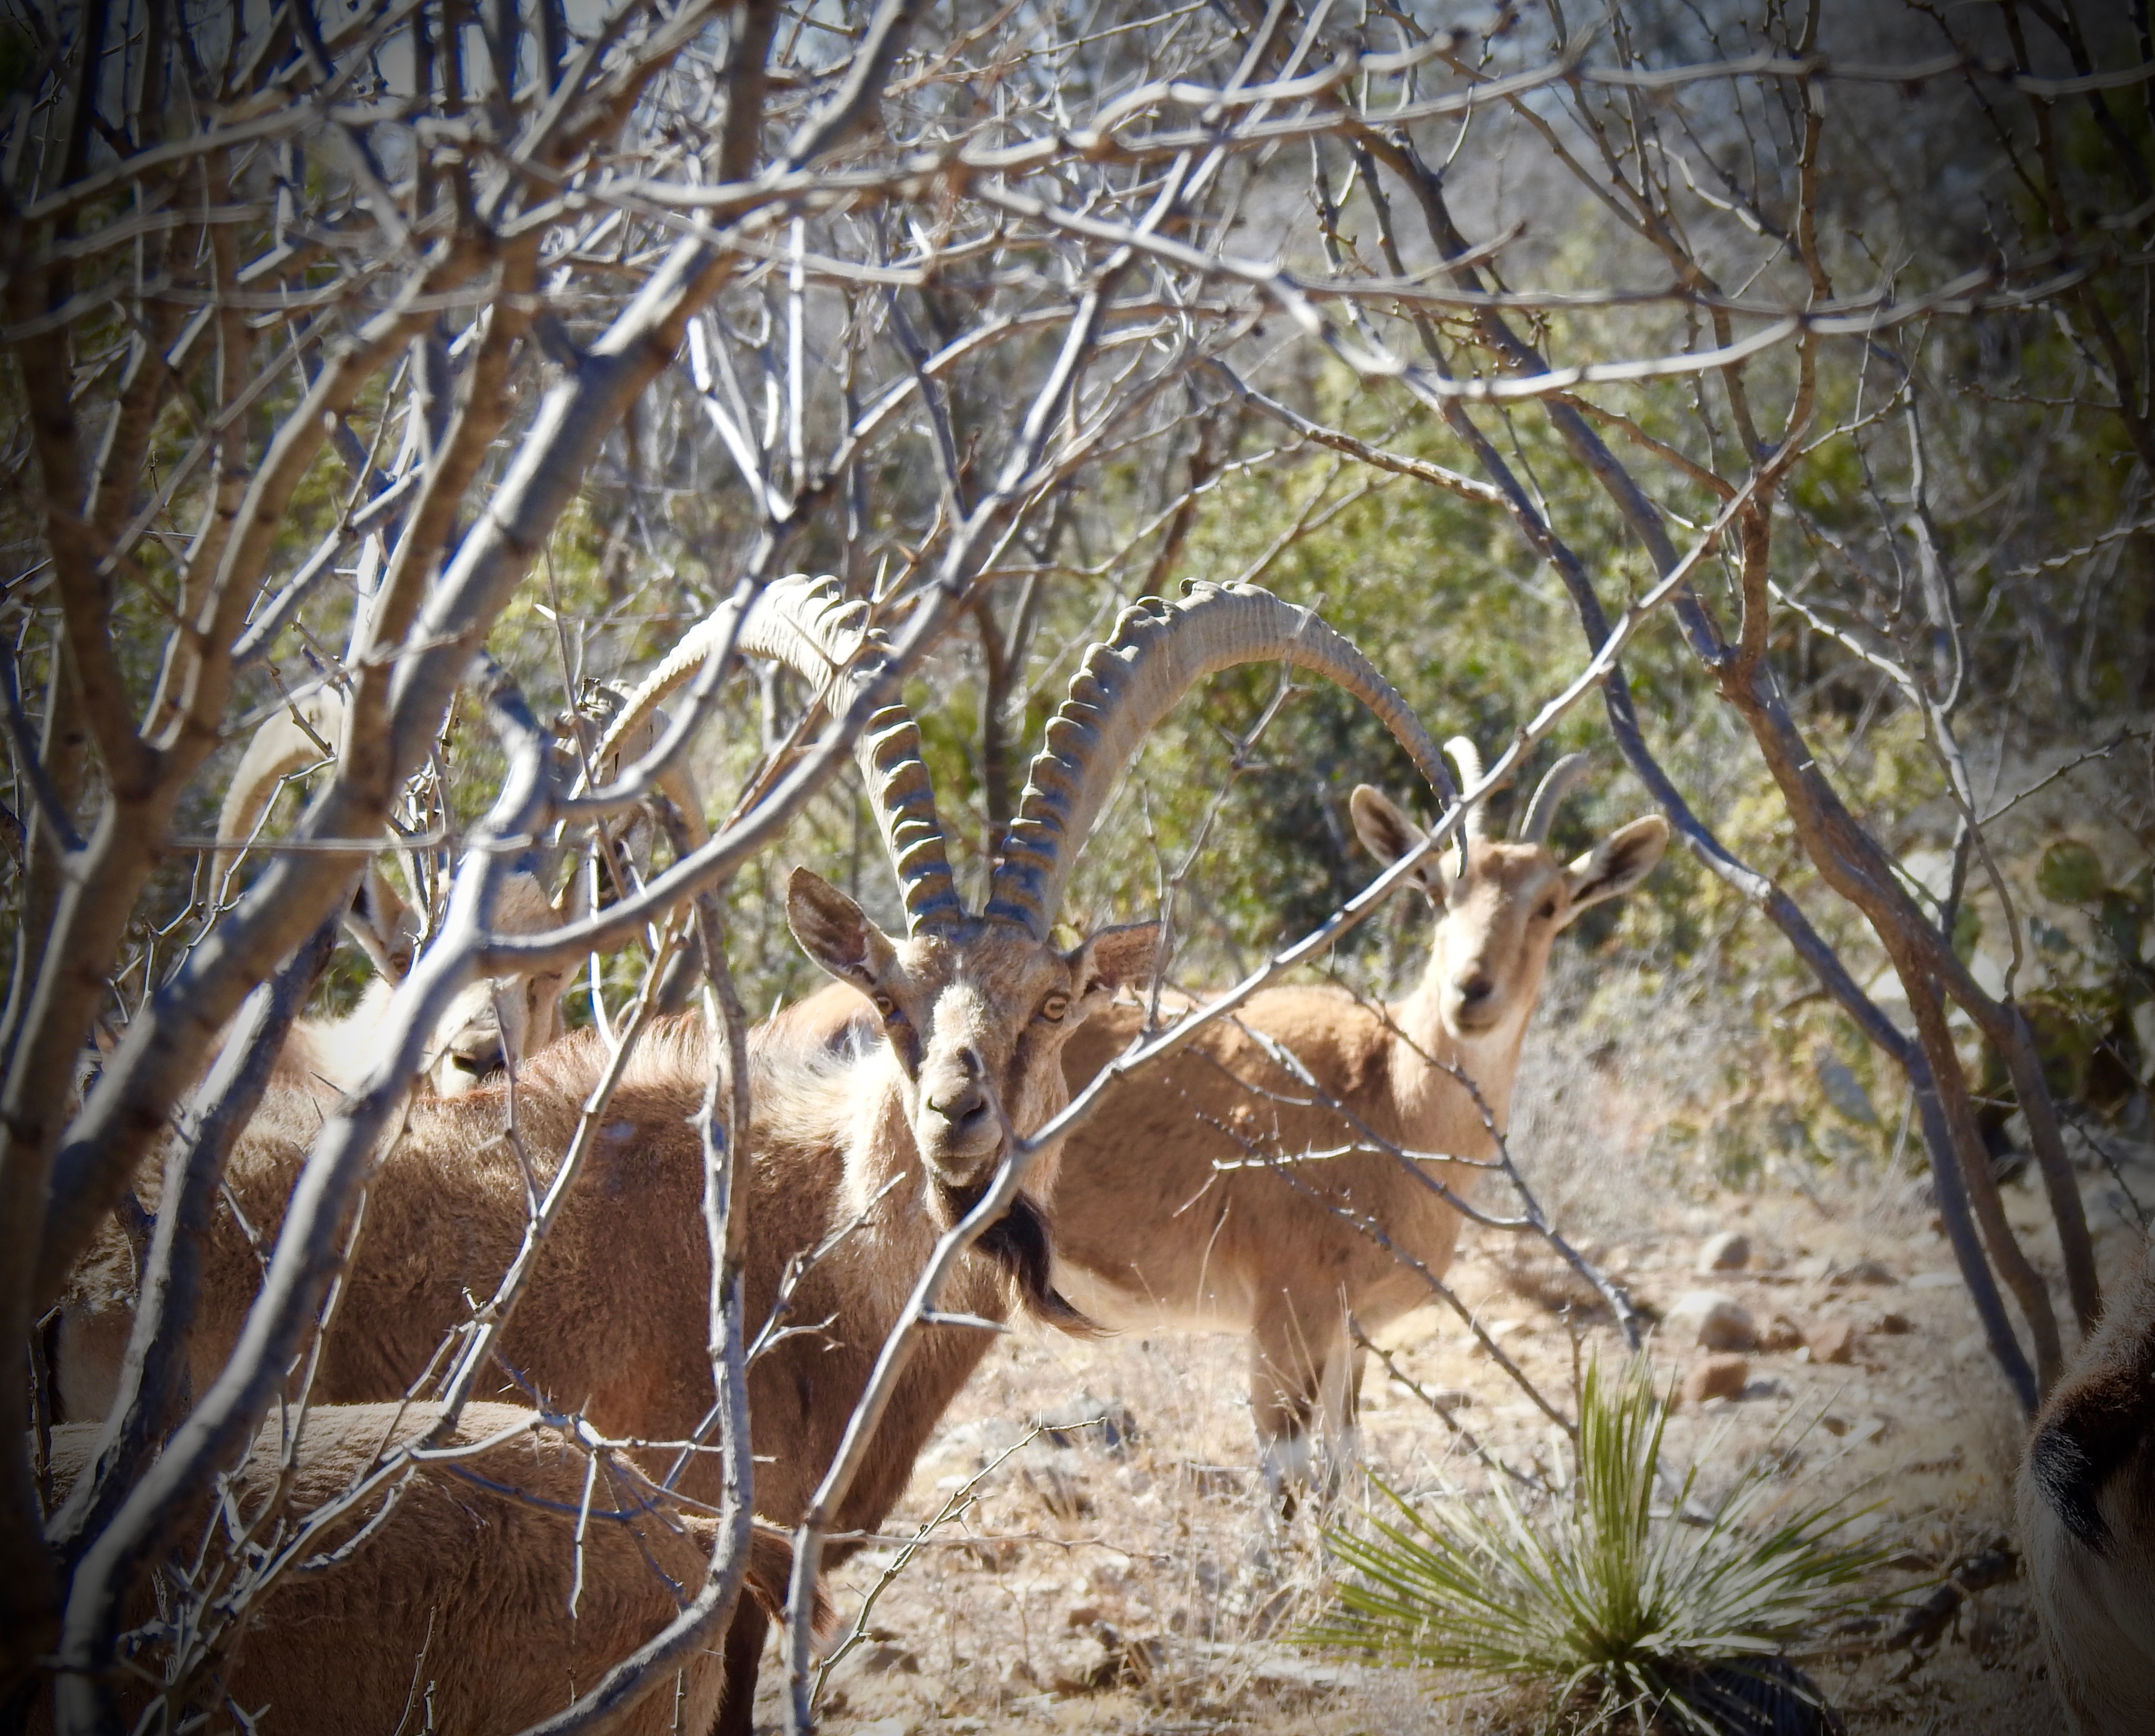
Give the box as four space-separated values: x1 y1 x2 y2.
2020 1236 2155 1734
206 675 706 1097
28 1402 803 1735
1044 739 1668 1489
60 578 1447 1732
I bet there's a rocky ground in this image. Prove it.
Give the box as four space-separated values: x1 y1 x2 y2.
745 1127 2153 1735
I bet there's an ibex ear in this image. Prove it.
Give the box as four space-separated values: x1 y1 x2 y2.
1069 921 1161 1003
346 863 418 980
786 866 898 992
1558 815 1670 925
1350 785 1450 903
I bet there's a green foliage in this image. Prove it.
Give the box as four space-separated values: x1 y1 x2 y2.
1307 1359 1895 1733
2038 840 2108 907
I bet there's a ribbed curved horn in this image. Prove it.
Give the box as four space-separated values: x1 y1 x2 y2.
985 581 1448 940
213 688 349 902
1442 736 1490 842
598 574 960 932
1518 752 1592 845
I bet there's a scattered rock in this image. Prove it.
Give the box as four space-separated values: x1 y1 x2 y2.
1696 1230 1752 1273
1020 1463 1092 1520
849 1718 918 1736
1049 1624 1162 1694
1664 1289 1758 1352
1908 1270 1963 1289
1760 1313 1806 1352
1829 1258 1898 1288
1879 1310 1913 1334
852 1641 921 1676
1035 1392 1140 1453
962 1535 1022 1570
1681 1353 1751 1404
1804 1316 1859 1365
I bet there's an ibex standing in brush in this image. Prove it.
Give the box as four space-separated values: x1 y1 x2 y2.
207 668 712 1100
205 684 660 1097
2020 1236 2155 1734
1045 740 1668 1489
57 578 1447 1733
28 1403 807 1736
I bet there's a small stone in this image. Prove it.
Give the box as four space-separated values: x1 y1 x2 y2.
1696 1231 1752 1273
1760 1313 1806 1352
1879 1310 1913 1335
1681 1353 1751 1405
1665 1289 1758 1352
1805 1316 1859 1365
855 1642 920 1676
1829 1258 1898 1288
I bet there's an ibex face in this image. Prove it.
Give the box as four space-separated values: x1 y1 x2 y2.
786 867 1157 1205
1351 780 1669 1044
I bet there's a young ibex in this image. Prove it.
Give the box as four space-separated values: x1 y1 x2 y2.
209 690 574 1096
29 1402 802 1735
61 578 1447 1732
207 676 705 1097
2020 1236 2155 1734
1043 739 1668 1488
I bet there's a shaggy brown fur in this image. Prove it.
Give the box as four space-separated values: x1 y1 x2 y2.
2019 1237 2155 1733
26 1402 795 1735
59 883 1157 1734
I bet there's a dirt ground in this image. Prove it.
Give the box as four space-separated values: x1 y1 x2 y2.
746 1107 2151 1735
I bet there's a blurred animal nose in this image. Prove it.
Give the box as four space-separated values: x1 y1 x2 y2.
1454 970 1495 1010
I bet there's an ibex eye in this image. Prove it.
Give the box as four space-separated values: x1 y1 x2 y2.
1536 898 1559 921
873 993 899 1020
1038 993 1071 1021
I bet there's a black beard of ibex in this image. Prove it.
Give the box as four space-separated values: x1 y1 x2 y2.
943 1183 1101 1336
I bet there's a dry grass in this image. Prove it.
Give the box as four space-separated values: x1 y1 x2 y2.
744 975 2152 1735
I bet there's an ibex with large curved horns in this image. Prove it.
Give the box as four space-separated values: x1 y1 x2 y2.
2020 1235 2155 1734
26 1402 811 1735
1038 736 1669 1490
59 577 1454 1734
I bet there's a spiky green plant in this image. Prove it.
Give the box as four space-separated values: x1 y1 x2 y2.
1306 1358 1895 1732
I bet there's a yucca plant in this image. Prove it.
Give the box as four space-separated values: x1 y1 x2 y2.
1306 1358 1896 1733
